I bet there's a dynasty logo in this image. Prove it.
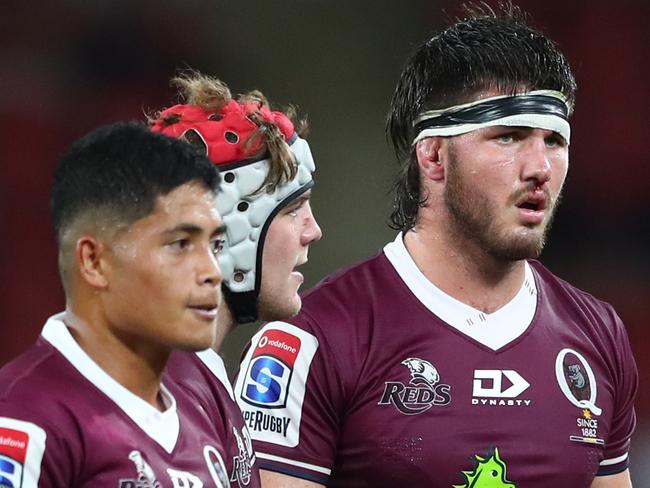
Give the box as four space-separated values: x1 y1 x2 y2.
378 358 451 415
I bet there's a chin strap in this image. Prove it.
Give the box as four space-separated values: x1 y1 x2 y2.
221 284 258 324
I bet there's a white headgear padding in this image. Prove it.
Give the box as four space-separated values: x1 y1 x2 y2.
216 135 315 298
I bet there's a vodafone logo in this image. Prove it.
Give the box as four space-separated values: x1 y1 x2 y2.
0 435 26 450
258 336 297 354
0 427 29 464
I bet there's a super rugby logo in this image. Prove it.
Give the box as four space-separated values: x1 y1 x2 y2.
240 329 301 408
0 419 46 488
378 358 451 415
0 427 28 488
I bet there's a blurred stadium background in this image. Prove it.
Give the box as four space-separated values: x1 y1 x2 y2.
1 0 647 481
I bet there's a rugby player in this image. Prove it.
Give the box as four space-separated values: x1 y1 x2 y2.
0 123 232 486
151 72 321 487
234 5 637 487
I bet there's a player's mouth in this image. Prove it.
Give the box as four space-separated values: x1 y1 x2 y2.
291 259 307 283
188 301 219 321
515 192 548 225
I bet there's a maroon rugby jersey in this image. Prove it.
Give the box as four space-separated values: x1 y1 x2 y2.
0 314 236 487
234 234 638 487
165 350 260 488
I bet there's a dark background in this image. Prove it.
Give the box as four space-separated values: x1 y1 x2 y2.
1 0 647 481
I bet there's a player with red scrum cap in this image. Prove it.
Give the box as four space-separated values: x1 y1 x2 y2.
151 72 322 487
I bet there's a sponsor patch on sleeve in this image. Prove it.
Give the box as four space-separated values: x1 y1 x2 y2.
235 322 318 448
0 417 47 488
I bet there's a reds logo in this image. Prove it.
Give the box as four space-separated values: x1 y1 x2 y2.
378 357 451 415
402 358 440 385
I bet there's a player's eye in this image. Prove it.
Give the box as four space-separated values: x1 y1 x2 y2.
544 134 566 148
169 238 190 251
496 133 515 143
285 199 307 217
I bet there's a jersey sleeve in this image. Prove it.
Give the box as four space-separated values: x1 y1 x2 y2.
596 308 638 476
233 317 342 484
0 412 72 487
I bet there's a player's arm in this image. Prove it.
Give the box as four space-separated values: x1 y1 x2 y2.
261 469 325 488
0 414 70 487
590 469 632 488
590 309 637 488
235 320 340 484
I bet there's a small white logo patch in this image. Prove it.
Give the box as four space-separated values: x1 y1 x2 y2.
235 322 319 447
0 417 47 488
471 370 532 407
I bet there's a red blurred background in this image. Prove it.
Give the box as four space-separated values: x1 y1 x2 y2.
1 0 647 481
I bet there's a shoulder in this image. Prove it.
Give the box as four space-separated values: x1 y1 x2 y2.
303 250 392 302
0 345 77 487
166 350 236 422
530 260 621 320
0 339 71 404
297 250 394 332
529 260 630 352
168 350 230 386
242 252 396 383
0 338 102 439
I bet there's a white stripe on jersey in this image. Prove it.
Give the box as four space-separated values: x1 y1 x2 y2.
599 453 628 466
257 452 331 475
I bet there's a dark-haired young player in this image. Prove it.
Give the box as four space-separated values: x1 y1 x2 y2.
0 123 233 486
234 5 637 487
150 73 321 487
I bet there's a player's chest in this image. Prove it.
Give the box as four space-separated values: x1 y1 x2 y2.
79 416 258 488
339 325 615 486
191 389 259 488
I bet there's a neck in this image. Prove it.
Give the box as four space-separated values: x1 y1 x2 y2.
403 220 525 314
63 304 168 411
212 304 236 353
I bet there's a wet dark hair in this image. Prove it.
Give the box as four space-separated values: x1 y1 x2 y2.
51 122 220 242
386 3 577 232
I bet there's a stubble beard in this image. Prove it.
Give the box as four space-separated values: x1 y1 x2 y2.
257 283 302 322
443 157 561 263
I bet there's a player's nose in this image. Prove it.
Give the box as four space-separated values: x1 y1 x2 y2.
302 202 322 245
197 248 223 287
520 131 553 185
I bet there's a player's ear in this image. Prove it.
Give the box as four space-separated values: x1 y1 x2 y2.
76 236 110 289
415 137 445 182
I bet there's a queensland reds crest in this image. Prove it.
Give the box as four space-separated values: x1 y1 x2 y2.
241 329 301 408
555 348 602 415
378 358 451 415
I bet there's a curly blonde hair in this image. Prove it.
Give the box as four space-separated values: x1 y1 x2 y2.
162 71 308 194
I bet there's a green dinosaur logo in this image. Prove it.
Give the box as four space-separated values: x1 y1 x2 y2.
453 447 516 488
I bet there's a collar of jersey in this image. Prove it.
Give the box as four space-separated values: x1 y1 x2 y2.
41 314 180 453
195 348 235 401
383 233 537 351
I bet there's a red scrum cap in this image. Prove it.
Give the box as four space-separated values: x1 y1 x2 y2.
150 100 295 164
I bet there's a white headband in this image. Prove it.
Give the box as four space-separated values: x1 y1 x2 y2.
413 90 571 144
